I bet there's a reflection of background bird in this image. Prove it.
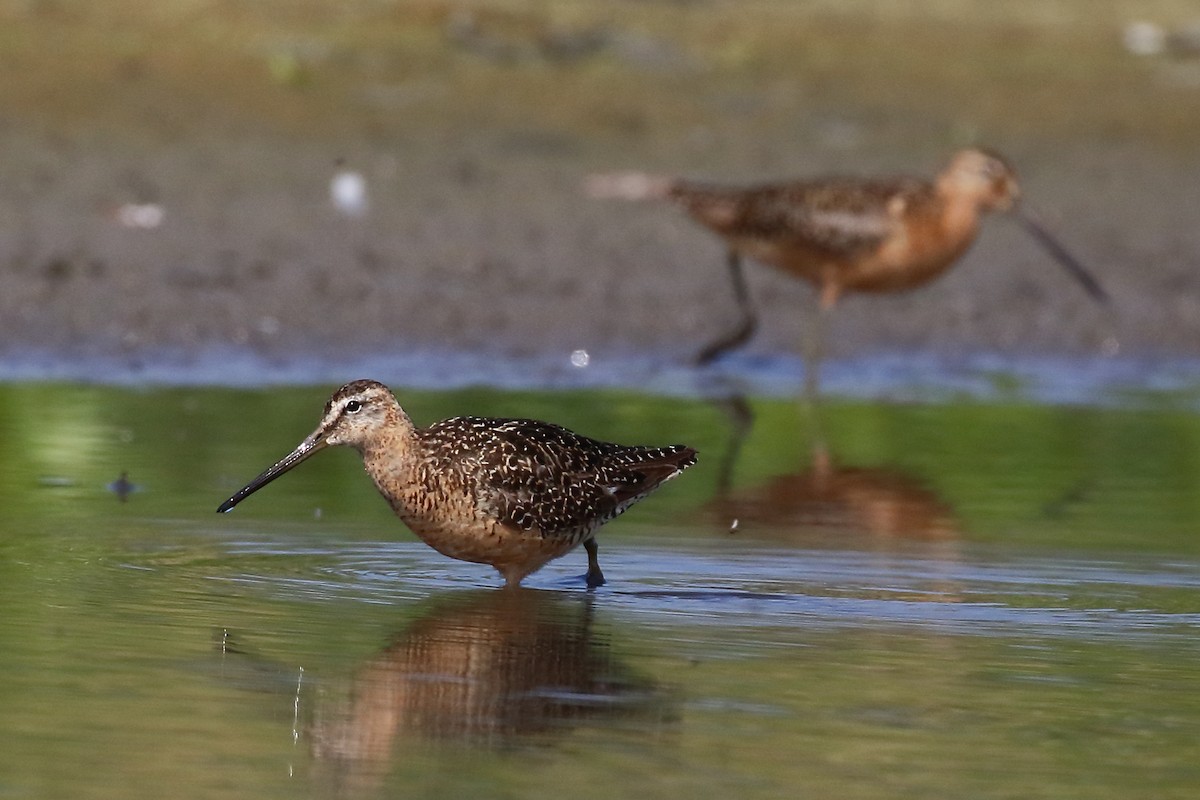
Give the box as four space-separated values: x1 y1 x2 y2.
588 149 1108 375
311 590 669 794
709 396 958 542
714 446 959 542
705 395 966 607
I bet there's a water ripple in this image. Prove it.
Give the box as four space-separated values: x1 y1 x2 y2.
203 539 1200 642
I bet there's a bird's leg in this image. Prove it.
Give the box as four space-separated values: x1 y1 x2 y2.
711 393 754 497
694 250 758 365
584 538 606 588
802 281 839 397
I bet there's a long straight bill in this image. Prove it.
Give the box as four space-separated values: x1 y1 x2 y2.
1016 207 1110 305
216 434 326 513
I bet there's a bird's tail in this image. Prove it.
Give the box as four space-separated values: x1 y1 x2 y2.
583 171 675 201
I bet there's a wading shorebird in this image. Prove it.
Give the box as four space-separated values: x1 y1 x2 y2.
586 148 1110 368
216 380 696 588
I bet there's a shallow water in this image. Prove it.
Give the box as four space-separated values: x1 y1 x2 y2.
2 381 1199 799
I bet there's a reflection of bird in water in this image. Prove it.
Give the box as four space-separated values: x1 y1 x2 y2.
714 446 959 541
217 380 697 587
708 397 964 604
709 395 958 541
587 149 1108 381
310 590 669 794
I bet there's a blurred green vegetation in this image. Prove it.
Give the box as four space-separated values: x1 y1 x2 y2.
3 382 1200 552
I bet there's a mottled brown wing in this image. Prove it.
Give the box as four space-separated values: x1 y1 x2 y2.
672 177 927 257
429 417 694 538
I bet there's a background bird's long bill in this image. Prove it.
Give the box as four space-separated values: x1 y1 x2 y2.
1015 208 1110 304
216 435 325 512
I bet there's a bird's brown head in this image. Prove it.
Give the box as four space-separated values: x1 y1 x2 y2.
940 148 1020 212
317 379 403 449
940 151 1109 305
216 379 403 513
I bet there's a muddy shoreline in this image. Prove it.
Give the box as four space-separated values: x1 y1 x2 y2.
2 2 1198 379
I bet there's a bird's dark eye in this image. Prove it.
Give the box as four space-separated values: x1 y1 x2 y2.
345 400 363 414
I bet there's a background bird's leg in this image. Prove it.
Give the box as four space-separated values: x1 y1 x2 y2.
802 280 839 397
694 250 758 365
710 392 755 497
584 538 606 588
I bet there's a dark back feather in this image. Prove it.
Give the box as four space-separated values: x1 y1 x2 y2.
419 417 696 538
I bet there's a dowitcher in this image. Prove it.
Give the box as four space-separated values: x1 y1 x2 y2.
587 148 1109 366
216 380 697 587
